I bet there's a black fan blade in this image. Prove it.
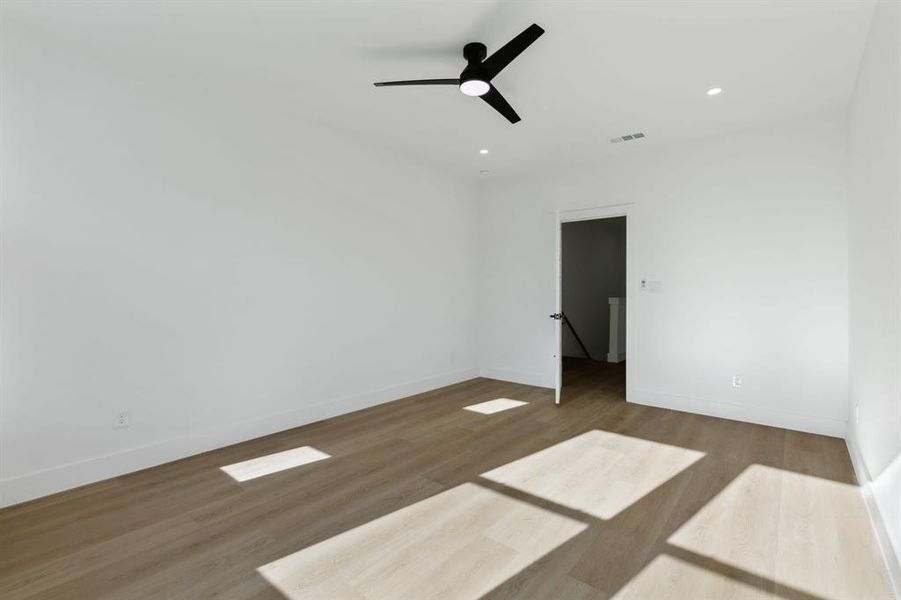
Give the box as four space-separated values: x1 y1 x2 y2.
481 85 520 124
373 78 459 87
481 24 544 80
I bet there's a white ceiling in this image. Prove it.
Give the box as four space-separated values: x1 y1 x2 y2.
4 1 876 178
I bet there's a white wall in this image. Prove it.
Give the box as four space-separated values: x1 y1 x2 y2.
478 113 850 437
561 218 626 358
0 19 478 506
847 0 901 580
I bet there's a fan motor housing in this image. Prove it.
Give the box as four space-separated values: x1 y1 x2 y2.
460 43 489 86
463 42 487 63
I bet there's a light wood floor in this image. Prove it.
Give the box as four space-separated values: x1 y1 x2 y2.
0 360 894 599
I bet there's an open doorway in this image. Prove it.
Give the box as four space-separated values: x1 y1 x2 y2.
553 210 629 404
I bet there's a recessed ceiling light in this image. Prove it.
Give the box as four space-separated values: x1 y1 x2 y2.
706 87 723 96
479 149 489 155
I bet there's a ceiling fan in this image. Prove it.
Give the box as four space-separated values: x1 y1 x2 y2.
373 24 545 124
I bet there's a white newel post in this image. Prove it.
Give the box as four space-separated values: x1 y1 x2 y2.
607 297 626 363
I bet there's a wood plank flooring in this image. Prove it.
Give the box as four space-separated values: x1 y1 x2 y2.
0 360 894 599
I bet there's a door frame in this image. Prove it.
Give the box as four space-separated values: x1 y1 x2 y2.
555 203 635 405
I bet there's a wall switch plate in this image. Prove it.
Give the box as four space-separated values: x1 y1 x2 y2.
732 375 742 388
641 279 661 293
855 403 860 424
114 411 130 429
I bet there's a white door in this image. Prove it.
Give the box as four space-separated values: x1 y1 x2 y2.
554 213 563 404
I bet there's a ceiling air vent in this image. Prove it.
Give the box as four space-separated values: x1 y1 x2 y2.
610 132 646 144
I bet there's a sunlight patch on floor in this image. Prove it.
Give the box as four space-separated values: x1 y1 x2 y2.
257 482 586 599
668 464 894 600
480 430 704 519
463 398 528 414
220 446 331 482
611 554 766 599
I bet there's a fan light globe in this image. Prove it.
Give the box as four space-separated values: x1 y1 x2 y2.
460 80 490 97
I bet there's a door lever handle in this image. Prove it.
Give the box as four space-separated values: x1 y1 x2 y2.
549 313 563 320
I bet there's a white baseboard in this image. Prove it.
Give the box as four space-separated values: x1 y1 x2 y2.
478 366 553 389
846 434 901 599
607 351 626 363
630 388 847 438
0 368 479 508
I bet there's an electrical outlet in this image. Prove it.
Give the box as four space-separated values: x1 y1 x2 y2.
114 411 130 429
855 403 860 425
732 375 742 388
